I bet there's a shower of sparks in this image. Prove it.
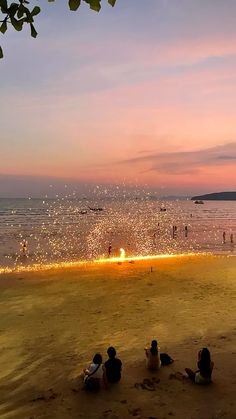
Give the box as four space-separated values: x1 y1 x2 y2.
0 186 235 271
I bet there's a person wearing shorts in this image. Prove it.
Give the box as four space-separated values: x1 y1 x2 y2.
185 348 214 384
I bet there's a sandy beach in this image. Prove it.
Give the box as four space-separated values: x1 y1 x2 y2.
0 255 236 419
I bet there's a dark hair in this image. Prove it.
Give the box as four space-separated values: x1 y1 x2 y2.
107 346 116 358
150 340 158 356
93 353 102 365
199 348 211 369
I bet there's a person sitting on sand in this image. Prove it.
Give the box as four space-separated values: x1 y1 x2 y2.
144 340 161 370
185 347 214 384
104 346 122 383
83 353 104 390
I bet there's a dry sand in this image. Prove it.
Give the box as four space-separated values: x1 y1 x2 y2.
0 255 236 419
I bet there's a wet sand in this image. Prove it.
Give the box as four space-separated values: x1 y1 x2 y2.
0 255 236 419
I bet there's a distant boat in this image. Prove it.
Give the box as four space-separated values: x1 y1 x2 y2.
80 210 87 214
88 206 103 212
194 200 204 204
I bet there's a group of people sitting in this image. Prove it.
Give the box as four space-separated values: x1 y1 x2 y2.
83 346 122 390
83 340 214 390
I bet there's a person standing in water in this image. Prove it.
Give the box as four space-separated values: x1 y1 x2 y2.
223 231 226 244
108 243 112 258
230 233 234 244
153 232 157 244
172 225 177 239
21 239 28 257
185 225 188 238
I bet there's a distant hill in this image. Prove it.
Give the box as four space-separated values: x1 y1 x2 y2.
191 191 236 201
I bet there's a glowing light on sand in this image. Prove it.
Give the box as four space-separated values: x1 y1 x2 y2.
96 252 204 264
0 252 209 275
0 260 87 275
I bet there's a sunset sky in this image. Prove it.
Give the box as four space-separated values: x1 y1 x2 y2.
1 0 236 197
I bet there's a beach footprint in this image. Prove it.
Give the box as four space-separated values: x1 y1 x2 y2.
128 407 142 416
134 377 160 391
169 372 186 381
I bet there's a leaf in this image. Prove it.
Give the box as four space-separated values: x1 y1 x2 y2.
108 0 116 6
31 6 41 17
8 3 19 16
24 8 33 23
0 45 3 59
0 0 7 10
87 0 101 12
68 0 81 11
10 17 24 31
30 22 37 38
17 4 25 18
0 19 7 34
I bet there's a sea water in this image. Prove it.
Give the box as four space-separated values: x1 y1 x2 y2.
0 197 235 269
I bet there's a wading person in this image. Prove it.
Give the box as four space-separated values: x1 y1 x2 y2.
223 231 226 244
21 239 28 257
185 225 188 238
172 225 177 239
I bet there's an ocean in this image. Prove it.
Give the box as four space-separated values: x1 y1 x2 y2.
0 197 235 269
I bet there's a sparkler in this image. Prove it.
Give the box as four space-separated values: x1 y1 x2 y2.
119 248 125 259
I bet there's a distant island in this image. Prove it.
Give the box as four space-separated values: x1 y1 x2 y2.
191 191 236 201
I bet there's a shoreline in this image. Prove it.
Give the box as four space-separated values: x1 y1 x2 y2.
0 251 234 276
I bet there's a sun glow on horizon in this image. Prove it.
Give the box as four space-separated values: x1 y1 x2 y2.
1 2 236 195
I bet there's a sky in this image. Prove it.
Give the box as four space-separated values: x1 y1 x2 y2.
1 0 236 197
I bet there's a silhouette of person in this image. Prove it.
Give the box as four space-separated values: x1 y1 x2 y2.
172 225 177 239
185 225 188 238
223 231 226 244
108 243 112 258
21 239 28 257
230 233 234 244
153 232 157 244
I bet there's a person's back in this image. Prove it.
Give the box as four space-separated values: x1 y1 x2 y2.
83 353 104 390
185 347 214 384
105 347 122 383
86 362 104 379
105 358 122 383
196 348 214 383
145 340 161 370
